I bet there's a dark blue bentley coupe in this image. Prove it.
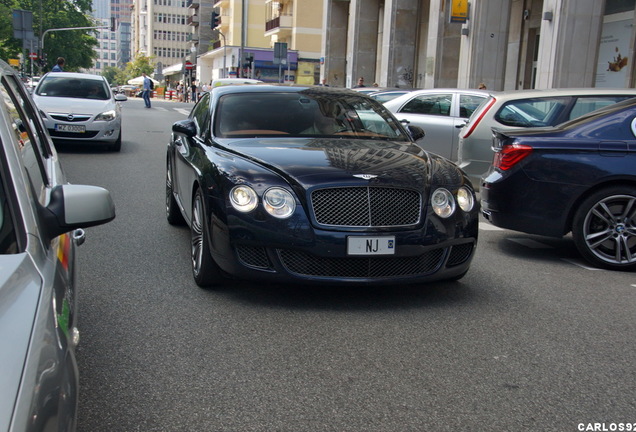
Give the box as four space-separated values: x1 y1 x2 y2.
481 97 636 270
167 85 478 287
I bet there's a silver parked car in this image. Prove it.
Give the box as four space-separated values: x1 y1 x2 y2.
33 72 127 151
457 88 636 187
0 59 115 431
383 88 492 161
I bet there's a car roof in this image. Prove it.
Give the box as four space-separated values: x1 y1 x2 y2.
404 88 493 95
490 88 636 102
41 72 106 82
212 84 362 97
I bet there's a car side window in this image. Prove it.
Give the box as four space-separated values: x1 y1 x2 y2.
400 94 452 117
0 76 49 202
0 171 18 254
459 94 487 118
190 92 210 138
495 97 568 127
568 96 632 121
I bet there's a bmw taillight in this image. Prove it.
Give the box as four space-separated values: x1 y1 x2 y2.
460 97 496 139
493 144 533 170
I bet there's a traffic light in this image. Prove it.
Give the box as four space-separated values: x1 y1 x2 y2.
211 9 220 29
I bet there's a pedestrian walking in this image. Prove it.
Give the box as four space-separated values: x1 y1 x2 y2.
142 72 152 108
191 81 197 102
51 57 65 72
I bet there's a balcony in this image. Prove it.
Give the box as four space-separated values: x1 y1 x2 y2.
186 33 199 42
187 0 199 9
187 14 199 26
265 14 292 36
213 0 228 7
212 40 221 50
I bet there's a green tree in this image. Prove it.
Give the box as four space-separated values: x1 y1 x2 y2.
0 4 22 62
5 0 98 72
122 53 155 83
102 65 120 84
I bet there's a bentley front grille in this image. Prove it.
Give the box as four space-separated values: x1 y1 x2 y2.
311 187 421 227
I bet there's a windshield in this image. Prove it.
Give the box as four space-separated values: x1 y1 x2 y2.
36 76 110 100
214 90 409 141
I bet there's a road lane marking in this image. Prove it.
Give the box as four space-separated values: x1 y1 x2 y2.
175 108 190 116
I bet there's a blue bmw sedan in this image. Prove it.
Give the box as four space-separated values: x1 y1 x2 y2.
481 97 636 270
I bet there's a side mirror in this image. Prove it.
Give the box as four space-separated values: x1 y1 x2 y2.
407 125 425 141
172 119 197 138
41 184 115 240
115 94 128 102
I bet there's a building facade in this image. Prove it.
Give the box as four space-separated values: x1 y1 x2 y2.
322 0 636 90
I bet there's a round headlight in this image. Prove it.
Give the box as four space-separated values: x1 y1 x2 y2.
263 187 296 218
230 185 258 212
457 187 475 212
431 188 455 218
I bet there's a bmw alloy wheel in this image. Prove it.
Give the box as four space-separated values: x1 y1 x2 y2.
573 189 636 270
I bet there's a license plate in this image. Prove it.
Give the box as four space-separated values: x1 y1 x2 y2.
55 124 85 133
347 236 396 255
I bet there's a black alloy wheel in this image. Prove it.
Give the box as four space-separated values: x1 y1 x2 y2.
572 186 636 270
191 188 221 287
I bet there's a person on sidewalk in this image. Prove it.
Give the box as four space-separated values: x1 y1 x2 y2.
142 72 152 108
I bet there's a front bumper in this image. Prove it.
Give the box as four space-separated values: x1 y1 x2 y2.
43 118 121 143
210 213 479 285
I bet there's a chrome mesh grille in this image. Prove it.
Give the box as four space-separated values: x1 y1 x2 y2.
311 187 421 227
278 249 445 278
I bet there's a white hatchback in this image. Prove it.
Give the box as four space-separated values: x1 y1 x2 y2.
33 72 127 151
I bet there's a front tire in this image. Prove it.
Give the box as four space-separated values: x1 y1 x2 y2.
166 156 185 225
572 186 636 270
110 129 122 152
191 188 222 287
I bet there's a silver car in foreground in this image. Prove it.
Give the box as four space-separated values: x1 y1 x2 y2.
33 72 127 151
0 60 115 431
383 88 492 161
457 88 636 187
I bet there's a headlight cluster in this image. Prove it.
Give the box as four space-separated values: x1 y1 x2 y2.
431 187 475 218
230 185 296 219
95 110 117 121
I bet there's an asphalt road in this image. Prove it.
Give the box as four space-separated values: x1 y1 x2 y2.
57 96 636 432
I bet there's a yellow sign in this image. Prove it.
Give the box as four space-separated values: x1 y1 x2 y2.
8 59 20 67
450 0 468 23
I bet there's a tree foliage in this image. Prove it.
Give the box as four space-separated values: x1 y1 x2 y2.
122 54 155 80
2 0 98 73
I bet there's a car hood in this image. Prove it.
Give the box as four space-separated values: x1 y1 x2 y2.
33 95 114 115
0 253 42 431
220 137 434 189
